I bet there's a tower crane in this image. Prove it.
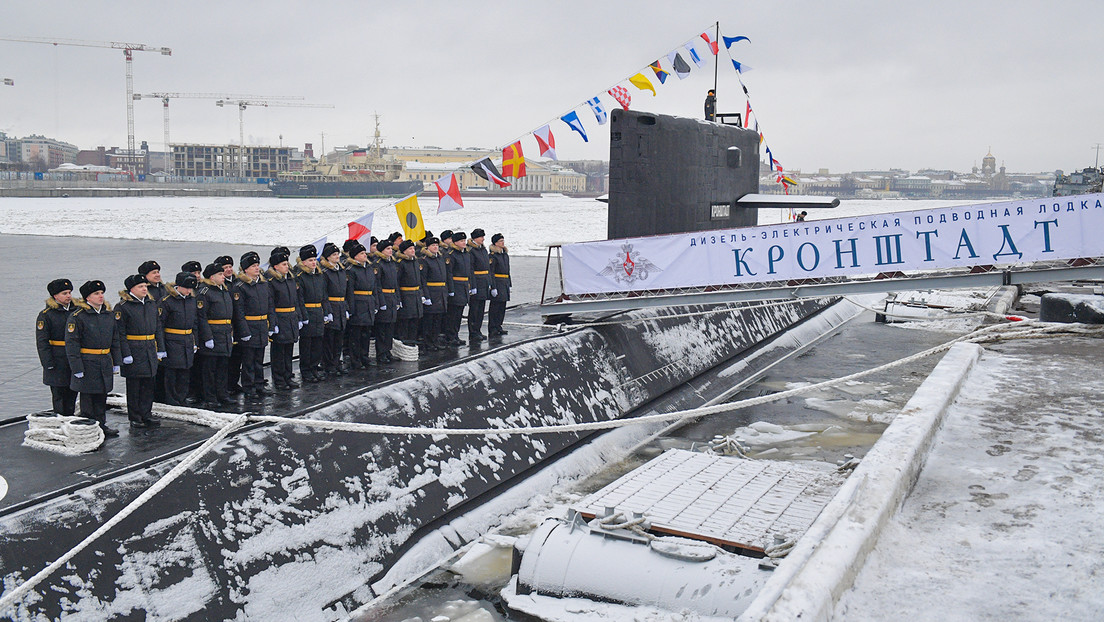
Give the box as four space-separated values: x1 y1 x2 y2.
133 93 303 175
0 37 171 172
215 99 334 177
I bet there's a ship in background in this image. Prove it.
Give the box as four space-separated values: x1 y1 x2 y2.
1054 166 1103 197
269 116 422 198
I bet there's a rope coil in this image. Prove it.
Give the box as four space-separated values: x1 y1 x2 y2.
22 414 104 455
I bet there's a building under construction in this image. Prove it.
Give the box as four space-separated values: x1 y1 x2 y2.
171 143 292 178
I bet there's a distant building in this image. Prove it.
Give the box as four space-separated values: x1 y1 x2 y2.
398 158 588 193
8 134 79 169
172 143 291 178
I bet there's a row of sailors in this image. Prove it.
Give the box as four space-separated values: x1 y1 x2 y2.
35 229 511 437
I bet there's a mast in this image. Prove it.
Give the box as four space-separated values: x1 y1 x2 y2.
713 21 719 101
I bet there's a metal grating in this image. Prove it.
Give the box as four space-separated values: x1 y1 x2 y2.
573 449 843 555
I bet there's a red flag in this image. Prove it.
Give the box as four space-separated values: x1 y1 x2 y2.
745 101 752 128
700 32 719 55
608 86 631 110
347 212 374 242
533 125 557 160
502 141 526 178
435 173 464 214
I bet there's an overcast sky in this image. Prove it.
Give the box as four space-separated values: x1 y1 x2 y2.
1 1 1100 174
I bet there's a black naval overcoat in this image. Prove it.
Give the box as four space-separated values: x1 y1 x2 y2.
160 283 199 369
116 290 164 378
469 242 491 301
373 253 400 324
319 258 349 331
420 249 449 313
36 297 75 387
196 278 234 357
345 257 379 327
266 268 303 344
489 246 512 303
293 259 329 338
446 246 474 306
395 254 425 321
232 272 273 349
65 300 121 394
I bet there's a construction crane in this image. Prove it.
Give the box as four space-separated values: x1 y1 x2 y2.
133 93 303 175
0 36 171 172
215 99 334 178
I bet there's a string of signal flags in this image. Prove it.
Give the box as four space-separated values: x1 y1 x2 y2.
306 22 792 255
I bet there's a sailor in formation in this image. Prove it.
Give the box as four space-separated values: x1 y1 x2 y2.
35 225 514 428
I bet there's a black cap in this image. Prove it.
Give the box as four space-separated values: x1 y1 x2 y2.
399 240 415 253
452 231 467 241
342 239 359 253
322 242 341 259
425 237 440 247
202 263 221 278
47 278 73 297
138 260 160 276
388 231 403 243
175 272 198 289
470 228 485 240
299 244 318 260
79 280 105 299
271 246 290 258
240 252 261 270
375 240 391 253
350 242 367 257
491 233 504 245
215 255 234 268
125 274 148 291
181 260 202 273
269 251 290 267
440 230 454 241
421 230 434 242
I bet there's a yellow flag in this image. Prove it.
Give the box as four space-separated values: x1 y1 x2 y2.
395 193 426 241
629 72 656 96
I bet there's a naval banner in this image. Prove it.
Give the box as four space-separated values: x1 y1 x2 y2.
562 194 1104 295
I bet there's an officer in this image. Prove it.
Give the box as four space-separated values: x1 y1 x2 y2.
66 280 121 437
444 231 472 347
395 239 425 345
233 251 273 400
320 242 349 377
468 228 491 342
488 233 512 337
139 259 167 402
160 272 199 406
439 230 455 253
180 260 204 403
419 237 448 351
196 263 235 408
705 89 716 122
36 278 78 415
216 255 244 395
116 274 165 429
293 244 328 383
267 249 303 390
372 240 399 364
345 240 379 369
389 232 404 254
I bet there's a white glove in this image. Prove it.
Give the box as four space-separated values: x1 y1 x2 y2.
123 355 134 365
74 372 84 379
298 321 304 330
345 311 351 319
324 313 333 322
379 305 387 311
421 297 428 304
157 351 167 360
491 289 498 297
302 319 308 325
448 292 454 297
241 334 252 342
469 288 477 295
423 298 432 306
268 330 276 337
205 339 215 349
112 366 120 373
397 302 403 309
273 325 279 334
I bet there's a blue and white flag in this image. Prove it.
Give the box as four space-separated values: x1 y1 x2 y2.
667 50 692 80
723 35 750 48
684 42 705 68
587 96 608 125
561 110 588 142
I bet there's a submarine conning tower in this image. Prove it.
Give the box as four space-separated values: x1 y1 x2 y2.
607 109 762 239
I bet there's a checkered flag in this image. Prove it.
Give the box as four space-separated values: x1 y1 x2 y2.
608 86 631 110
